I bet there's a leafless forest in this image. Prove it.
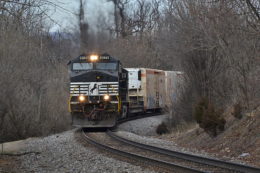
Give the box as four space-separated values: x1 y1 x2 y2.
0 0 259 142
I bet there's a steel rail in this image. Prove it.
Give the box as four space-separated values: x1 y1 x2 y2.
117 112 162 125
81 130 205 173
107 130 260 173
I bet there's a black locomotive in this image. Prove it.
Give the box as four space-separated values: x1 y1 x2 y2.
68 53 128 127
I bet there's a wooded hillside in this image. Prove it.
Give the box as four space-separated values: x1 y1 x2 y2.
0 0 259 141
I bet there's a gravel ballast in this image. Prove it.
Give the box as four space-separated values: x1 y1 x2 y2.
116 115 250 166
1 130 156 173
118 114 169 136
1 114 250 172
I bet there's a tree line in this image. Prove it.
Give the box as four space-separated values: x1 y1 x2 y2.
0 0 73 142
81 0 259 136
0 0 259 141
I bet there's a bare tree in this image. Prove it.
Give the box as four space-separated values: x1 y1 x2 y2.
108 0 120 37
0 0 71 142
78 0 88 51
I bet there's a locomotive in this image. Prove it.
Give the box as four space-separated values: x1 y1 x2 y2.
68 53 128 127
68 53 183 128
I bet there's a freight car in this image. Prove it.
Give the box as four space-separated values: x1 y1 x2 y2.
165 71 184 110
68 53 128 127
125 68 166 113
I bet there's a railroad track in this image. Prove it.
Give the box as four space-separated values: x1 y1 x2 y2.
80 113 260 173
81 128 260 173
106 130 260 173
117 111 162 125
81 129 203 173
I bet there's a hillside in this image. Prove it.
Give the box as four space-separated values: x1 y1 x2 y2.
161 107 260 167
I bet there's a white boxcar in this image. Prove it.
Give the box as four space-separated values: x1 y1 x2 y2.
165 71 184 110
126 68 166 113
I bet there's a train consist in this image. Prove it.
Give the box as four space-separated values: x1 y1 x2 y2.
68 53 183 128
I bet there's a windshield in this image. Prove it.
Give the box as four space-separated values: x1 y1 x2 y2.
96 63 117 70
73 63 93 70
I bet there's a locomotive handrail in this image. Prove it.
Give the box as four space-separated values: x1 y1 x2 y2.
110 84 121 113
68 87 78 113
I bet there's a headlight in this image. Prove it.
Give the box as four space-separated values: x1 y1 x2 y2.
90 55 98 61
103 94 110 101
79 95 85 102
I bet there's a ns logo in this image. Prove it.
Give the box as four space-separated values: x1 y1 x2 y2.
89 83 99 95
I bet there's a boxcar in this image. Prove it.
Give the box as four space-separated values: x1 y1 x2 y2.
126 68 166 113
165 71 184 110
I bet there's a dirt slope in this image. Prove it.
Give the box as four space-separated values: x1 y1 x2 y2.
162 107 260 167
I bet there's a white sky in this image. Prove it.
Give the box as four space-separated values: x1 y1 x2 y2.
47 0 113 32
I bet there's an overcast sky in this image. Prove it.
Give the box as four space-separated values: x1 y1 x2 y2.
47 0 113 32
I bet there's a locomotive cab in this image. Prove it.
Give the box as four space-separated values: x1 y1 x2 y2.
68 53 128 128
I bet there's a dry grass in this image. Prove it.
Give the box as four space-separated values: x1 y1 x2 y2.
163 107 260 167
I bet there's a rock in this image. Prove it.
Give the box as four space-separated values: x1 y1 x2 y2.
0 140 27 154
239 153 250 157
118 114 169 136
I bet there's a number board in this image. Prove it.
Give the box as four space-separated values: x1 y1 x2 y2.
79 55 111 61
99 56 110 60
79 56 87 60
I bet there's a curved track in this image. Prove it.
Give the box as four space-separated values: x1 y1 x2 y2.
82 129 204 173
117 111 162 125
107 130 260 173
80 113 260 173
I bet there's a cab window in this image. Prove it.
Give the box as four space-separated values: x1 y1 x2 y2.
73 63 93 70
96 63 117 70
